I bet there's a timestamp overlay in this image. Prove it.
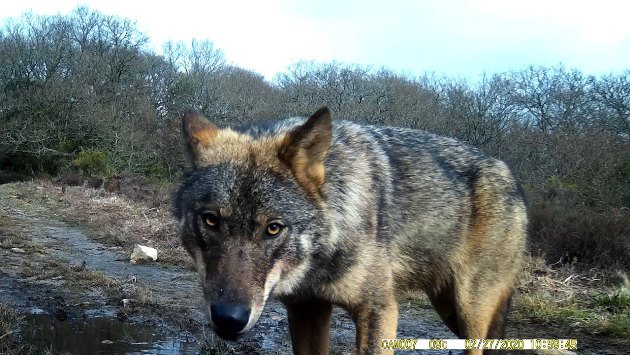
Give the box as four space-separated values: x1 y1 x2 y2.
381 338 578 351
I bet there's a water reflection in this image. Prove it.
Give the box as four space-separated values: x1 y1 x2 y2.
22 314 197 355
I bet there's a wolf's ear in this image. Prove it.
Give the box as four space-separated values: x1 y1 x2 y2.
279 107 332 194
181 110 218 167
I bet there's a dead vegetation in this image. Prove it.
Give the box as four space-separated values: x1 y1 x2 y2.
8 179 192 268
0 180 207 351
511 256 630 349
0 303 30 354
2 179 629 353
528 204 630 270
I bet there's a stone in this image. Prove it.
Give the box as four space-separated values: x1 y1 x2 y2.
130 244 157 264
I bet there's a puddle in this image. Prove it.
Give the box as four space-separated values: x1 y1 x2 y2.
22 314 198 355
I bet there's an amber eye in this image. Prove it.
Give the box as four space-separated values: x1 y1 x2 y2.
265 222 283 237
202 212 219 228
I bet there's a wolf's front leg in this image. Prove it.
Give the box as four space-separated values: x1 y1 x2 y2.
349 292 399 355
284 299 333 355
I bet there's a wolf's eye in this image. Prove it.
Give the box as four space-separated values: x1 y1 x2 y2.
202 212 219 228
265 222 283 237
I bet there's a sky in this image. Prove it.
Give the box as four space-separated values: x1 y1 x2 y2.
1 0 629 81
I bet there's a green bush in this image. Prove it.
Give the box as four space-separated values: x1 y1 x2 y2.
146 163 168 181
596 277 630 311
72 149 112 177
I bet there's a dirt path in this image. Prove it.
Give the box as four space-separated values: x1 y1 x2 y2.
7 181 621 354
0 183 460 354
0 182 619 354
12 216 201 310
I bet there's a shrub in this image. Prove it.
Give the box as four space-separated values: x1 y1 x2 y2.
528 205 630 270
597 276 630 311
72 149 112 177
145 163 169 181
60 171 83 186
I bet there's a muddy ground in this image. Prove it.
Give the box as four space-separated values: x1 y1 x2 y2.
0 182 625 354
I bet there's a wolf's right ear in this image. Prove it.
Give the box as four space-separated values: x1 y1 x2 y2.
181 110 218 167
279 107 332 196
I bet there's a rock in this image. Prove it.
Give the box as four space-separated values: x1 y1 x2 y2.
10 247 25 253
130 244 157 264
30 308 46 315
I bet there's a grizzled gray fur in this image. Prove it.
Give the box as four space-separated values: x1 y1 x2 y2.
174 107 527 355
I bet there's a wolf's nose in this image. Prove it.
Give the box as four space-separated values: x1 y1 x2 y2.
210 302 251 333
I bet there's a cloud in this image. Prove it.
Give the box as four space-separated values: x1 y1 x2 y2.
1 0 629 80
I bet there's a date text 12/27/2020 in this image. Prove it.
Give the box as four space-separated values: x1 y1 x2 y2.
381 338 578 351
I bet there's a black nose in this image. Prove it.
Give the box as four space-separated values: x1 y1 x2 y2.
210 302 251 334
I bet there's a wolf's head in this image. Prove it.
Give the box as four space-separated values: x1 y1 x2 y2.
174 108 332 339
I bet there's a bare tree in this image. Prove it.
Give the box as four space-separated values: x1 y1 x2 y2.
592 72 630 136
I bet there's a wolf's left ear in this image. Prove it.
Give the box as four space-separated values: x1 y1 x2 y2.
181 110 218 167
279 107 332 195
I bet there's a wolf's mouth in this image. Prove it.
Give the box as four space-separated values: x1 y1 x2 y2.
213 328 244 341
202 262 284 341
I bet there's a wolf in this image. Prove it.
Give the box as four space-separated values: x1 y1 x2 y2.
173 107 527 354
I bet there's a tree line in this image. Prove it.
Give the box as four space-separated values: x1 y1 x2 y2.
1 8 629 266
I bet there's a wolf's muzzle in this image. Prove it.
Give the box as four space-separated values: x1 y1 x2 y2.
210 302 251 335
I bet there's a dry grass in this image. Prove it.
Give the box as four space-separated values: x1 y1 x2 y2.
14 179 192 268
18 258 121 291
0 303 35 354
1 181 205 337
513 256 630 340
516 202 630 344
0 216 46 255
0 303 22 345
15 257 183 313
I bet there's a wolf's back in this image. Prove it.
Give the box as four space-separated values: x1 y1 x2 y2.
321 121 527 293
